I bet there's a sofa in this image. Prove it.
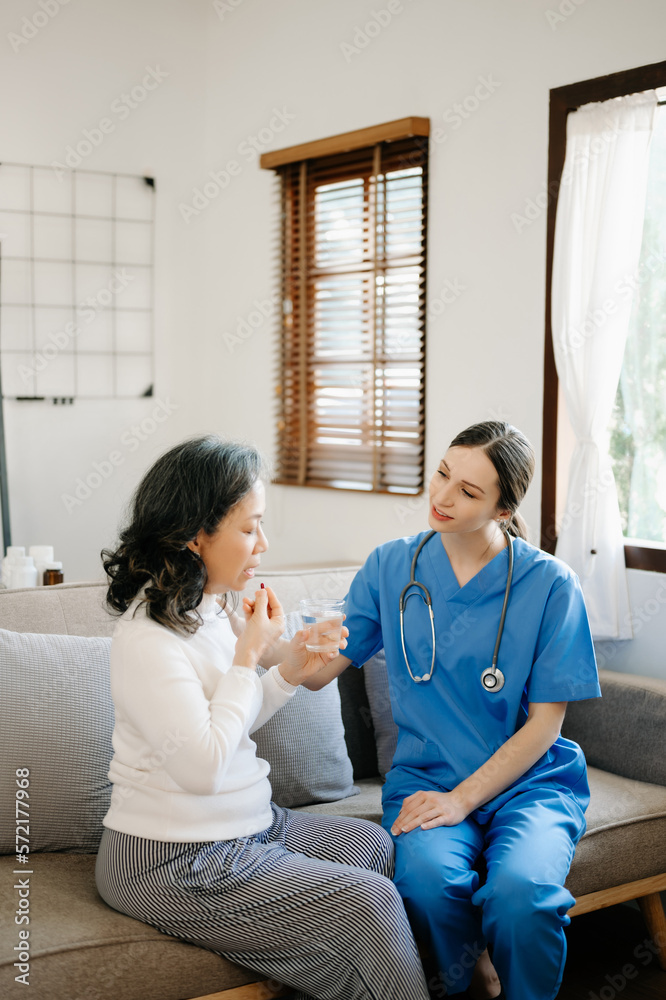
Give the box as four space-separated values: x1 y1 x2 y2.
1 569 665 1000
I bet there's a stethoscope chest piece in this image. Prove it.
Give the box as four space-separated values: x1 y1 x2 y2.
480 666 505 692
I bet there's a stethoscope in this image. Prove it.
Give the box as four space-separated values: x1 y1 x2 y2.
398 529 514 692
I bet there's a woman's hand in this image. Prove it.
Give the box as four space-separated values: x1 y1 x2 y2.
232 586 285 670
390 789 470 835
277 619 349 687
217 598 245 639
218 596 289 668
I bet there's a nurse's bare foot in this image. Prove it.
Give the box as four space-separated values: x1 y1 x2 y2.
468 948 502 999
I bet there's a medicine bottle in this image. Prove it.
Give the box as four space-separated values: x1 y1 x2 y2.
10 556 38 588
2 546 25 586
43 562 64 586
29 546 55 587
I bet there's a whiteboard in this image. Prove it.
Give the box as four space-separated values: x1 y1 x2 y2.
0 163 155 400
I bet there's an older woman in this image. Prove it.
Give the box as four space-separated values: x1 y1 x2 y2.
95 435 430 1000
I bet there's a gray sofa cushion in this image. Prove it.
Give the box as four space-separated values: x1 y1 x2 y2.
0 582 115 638
566 767 666 897
297 776 383 823
0 854 258 1000
0 629 114 853
563 669 666 786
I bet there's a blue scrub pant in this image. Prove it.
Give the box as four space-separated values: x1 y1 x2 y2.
383 785 586 1000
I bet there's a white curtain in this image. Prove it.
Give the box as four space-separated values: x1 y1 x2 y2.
551 91 657 640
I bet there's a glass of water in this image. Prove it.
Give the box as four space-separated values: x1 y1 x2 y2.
299 598 345 653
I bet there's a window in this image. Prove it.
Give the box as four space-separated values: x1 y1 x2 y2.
261 118 429 494
543 61 666 573
608 102 666 544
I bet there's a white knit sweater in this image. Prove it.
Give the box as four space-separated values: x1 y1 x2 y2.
102 592 297 842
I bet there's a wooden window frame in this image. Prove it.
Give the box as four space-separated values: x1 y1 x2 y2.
261 118 430 495
542 60 666 573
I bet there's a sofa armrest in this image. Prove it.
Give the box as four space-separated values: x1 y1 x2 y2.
561 668 666 787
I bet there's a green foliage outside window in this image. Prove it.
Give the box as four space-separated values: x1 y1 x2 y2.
608 106 666 543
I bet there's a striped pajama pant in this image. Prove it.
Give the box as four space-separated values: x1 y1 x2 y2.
95 803 430 1000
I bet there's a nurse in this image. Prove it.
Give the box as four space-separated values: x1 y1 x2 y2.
306 421 601 1000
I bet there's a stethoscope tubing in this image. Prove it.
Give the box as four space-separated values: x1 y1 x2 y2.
399 529 514 690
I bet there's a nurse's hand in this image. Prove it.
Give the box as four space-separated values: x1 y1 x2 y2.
277 621 349 687
390 789 469 834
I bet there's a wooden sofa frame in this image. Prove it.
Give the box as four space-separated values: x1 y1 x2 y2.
191 873 666 999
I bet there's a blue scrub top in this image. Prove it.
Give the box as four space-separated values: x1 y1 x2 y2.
344 532 601 817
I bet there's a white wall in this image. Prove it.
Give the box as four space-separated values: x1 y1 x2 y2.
194 0 666 566
595 569 666 678
1 0 664 676
197 0 666 677
0 0 208 581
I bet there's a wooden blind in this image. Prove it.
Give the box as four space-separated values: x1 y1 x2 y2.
269 130 428 494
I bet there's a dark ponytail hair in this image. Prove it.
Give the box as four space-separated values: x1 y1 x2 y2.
449 421 535 540
102 436 264 635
